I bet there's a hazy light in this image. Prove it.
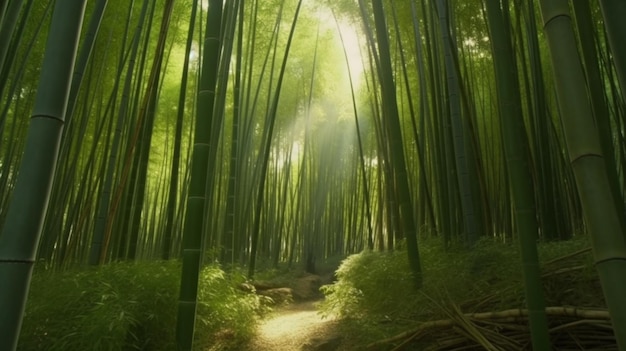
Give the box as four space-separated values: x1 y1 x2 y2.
189 49 198 61
315 6 365 85
463 38 476 47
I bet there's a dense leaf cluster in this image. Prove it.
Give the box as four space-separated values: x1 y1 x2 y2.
19 261 265 350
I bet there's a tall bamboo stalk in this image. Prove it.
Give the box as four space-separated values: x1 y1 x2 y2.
248 0 303 279
0 1 87 348
483 0 550 348
371 0 422 287
176 0 223 348
539 1 626 348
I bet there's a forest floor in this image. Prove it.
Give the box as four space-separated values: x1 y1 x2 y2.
244 300 344 351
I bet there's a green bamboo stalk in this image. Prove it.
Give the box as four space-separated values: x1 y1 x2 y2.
0 1 87 348
89 0 150 265
40 0 110 265
126 0 176 260
114 0 157 260
0 1 7 27
571 0 626 235
391 0 437 234
597 0 626 105
163 0 199 261
519 0 563 240
483 0 550 348
221 0 245 265
0 0 37 133
0 0 25 86
248 0 303 279
303 23 322 273
334 13 374 250
176 0 223 347
419 0 452 243
435 0 478 245
201 0 241 251
538 1 626 348
371 0 422 287
65 0 108 123
0 28 41 209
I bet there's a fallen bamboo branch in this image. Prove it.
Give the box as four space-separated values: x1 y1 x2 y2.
541 265 587 278
365 306 611 350
543 247 591 266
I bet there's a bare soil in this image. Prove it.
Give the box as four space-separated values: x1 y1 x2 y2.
244 300 342 351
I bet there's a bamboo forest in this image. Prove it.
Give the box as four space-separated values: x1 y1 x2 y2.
1 0 626 350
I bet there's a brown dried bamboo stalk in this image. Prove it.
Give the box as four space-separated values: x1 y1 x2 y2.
365 306 610 349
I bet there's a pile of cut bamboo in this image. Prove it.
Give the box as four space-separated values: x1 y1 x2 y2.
365 305 614 350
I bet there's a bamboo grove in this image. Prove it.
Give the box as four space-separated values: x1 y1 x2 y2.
0 0 625 349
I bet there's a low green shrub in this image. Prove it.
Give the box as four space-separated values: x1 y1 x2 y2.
195 266 267 350
18 261 265 350
320 235 597 345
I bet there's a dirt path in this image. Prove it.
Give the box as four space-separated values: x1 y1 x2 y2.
245 300 342 351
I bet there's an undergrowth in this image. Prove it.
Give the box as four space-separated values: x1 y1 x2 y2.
18 261 266 351
320 235 601 346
